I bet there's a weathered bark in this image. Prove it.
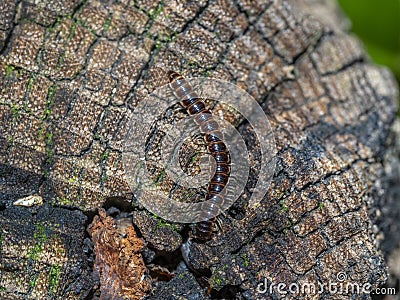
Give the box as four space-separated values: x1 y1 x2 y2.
0 0 398 299
0 205 93 299
377 119 400 296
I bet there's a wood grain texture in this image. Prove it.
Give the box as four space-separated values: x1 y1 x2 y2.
0 0 398 298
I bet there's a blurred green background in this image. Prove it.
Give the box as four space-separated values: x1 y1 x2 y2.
337 0 400 114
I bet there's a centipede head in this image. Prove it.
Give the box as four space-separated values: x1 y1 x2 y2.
167 70 183 83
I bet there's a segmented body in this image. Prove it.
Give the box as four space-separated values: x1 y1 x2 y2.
168 71 230 242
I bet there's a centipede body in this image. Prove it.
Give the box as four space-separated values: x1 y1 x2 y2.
168 71 230 242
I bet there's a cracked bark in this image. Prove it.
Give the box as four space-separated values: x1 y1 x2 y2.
0 0 398 299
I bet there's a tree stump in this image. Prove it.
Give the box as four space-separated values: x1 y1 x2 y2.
0 0 398 299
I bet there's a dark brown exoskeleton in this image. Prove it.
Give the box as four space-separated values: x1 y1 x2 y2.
168 71 230 242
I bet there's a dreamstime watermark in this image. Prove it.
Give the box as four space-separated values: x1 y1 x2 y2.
257 272 397 296
122 77 276 223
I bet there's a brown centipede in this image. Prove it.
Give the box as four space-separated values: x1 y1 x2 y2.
168 71 230 242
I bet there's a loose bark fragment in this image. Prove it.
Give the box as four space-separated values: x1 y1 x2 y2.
88 208 151 300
